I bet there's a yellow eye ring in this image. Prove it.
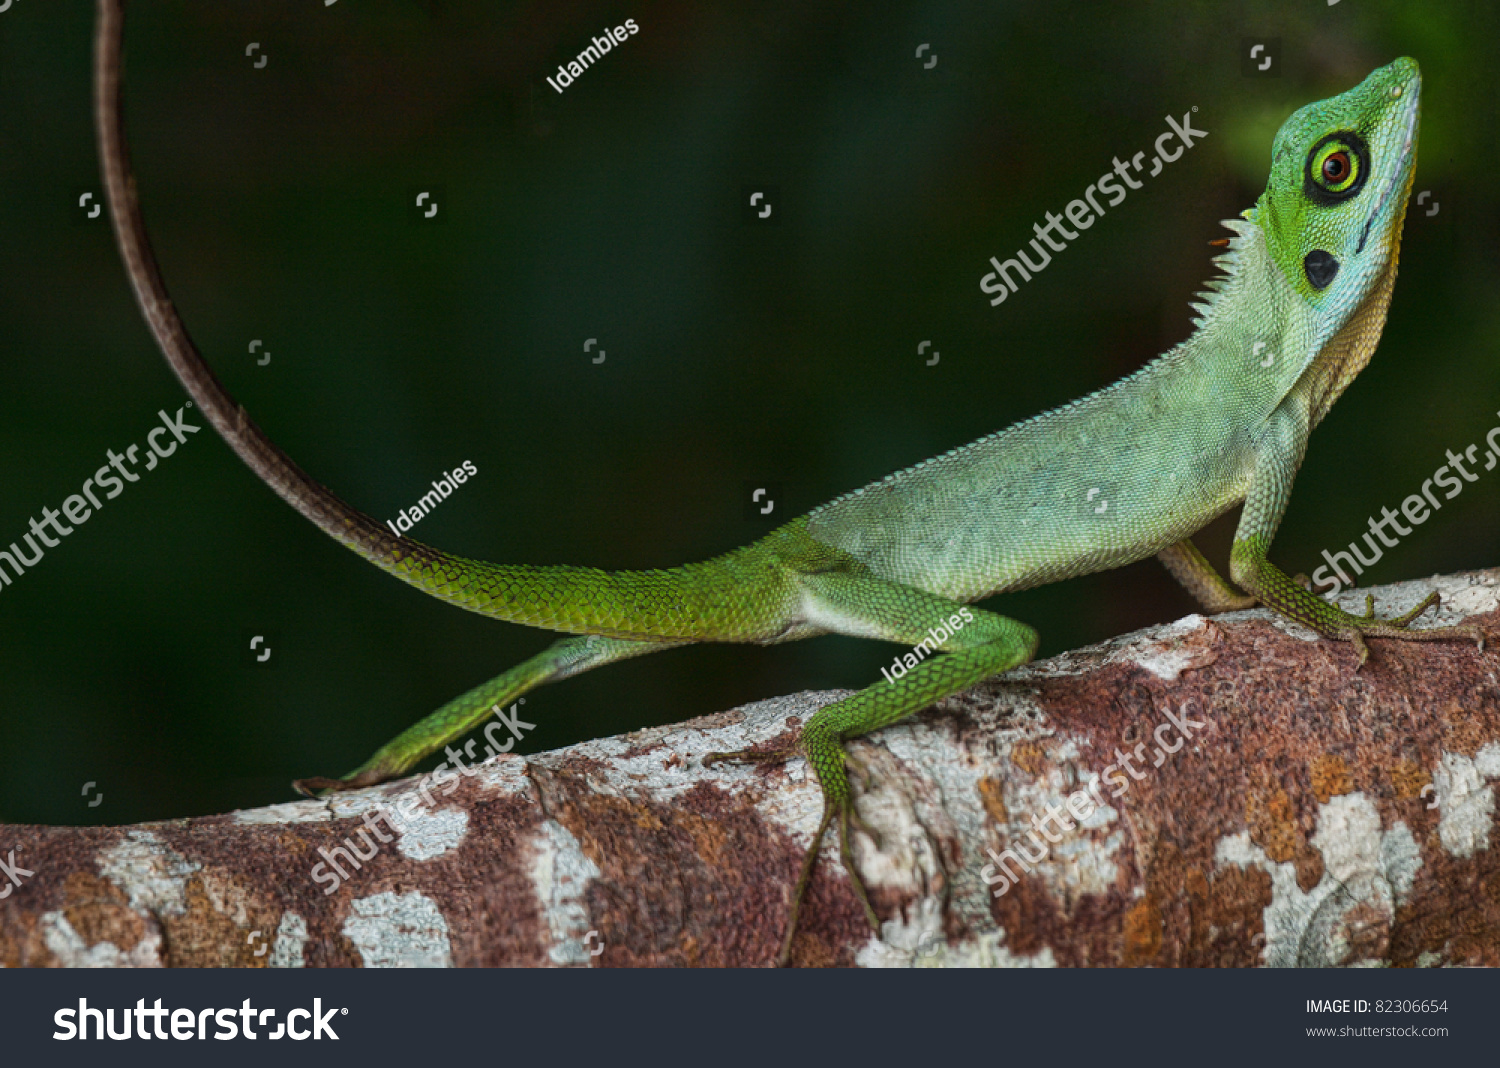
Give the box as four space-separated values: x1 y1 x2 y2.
1304 131 1369 203
1314 143 1358 192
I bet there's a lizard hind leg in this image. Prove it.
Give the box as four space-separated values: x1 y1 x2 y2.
295 634 686 796
708 570 1038 965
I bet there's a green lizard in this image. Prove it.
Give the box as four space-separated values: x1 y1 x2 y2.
94 4 1479 965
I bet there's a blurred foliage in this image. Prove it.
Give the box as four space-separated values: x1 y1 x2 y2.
1 1 1496 825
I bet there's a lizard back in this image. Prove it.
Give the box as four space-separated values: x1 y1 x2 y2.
804 220 1314 602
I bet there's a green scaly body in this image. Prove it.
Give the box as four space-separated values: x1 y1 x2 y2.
94 8 1477 965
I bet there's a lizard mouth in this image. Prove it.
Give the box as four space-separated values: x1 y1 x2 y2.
1355 82 1420 255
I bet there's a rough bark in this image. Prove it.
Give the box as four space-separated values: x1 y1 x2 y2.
3 570 1500 968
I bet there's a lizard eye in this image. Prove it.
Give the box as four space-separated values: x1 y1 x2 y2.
1321 152 1350 183
1305 132 1368 202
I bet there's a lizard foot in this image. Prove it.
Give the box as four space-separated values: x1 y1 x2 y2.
291 769 388 797
701 744 797 768
770 794 879 967
1341 591 1485 667
705 730 881 966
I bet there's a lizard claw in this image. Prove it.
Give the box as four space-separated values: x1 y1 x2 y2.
1339 589 1483 670
703 745 797 768
846 796 882 850
292 770 386 797
838 801 881 935
291 776 344 797
1384 590 1441 628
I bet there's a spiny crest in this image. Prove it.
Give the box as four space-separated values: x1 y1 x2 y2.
1187 216 1255 328
817 220 1266 515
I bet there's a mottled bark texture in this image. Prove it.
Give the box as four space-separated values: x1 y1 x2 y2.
4 571 1500 968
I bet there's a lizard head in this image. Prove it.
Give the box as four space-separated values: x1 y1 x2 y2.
1254 57 1420 322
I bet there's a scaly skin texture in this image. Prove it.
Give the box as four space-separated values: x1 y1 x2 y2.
94 8 1478 965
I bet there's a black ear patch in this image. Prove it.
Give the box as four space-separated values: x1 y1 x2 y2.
1304 250 1339 290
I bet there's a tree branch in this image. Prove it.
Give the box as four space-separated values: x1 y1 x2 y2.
3 571 1498 967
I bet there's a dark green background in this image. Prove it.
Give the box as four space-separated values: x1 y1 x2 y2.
2 1 1497 827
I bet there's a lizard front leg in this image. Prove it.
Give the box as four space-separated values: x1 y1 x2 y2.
1228 405 1483 664
706 570 1037 966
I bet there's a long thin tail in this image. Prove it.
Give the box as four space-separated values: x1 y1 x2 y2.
92 0 749 643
